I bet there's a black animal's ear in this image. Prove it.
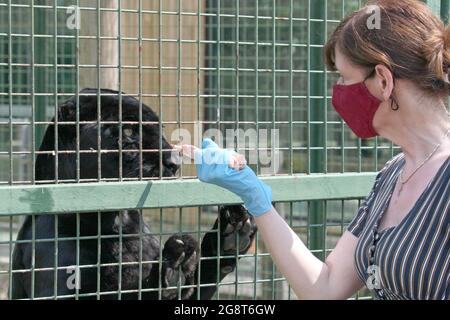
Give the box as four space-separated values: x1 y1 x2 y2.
56 100 77 139
58 100 76 122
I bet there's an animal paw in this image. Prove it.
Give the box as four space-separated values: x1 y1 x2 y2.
219 205 257 256
161 234 199 300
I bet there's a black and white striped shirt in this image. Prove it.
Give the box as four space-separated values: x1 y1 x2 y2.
347 153 449 300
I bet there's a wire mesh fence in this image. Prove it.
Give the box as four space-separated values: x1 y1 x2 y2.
0 0 447 300
0 200 375 300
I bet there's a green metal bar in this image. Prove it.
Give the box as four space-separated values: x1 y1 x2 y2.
7 0 13 299
216 0 222 300
442 0 450 24
253 0 260 300
8 0 13 186
31 213 36 299
309 0 326 260
30 0 37 300
217 0 222 143
287 0 294 300
157 0 163 300
75 0 80 183
289 0 293 176
96 1 102 300
30 1 36 185
255 1 260 176
76 212 80 299
323 0 329 175
97 211 101 300
178 206 183 299
158 206 162 300
158 0 163 182
425 0 450 23
53 2 59 183
137 0 144 301
117 0 123 300
52 1 58 299
440 1 450 109
339 0 346 173
74 1 81 302
271 0 276 298
178 0 182 177
234 0 240 299
442 1 450 110
8 216 12 299
34 3 47 151
0 173 376 216
426 0 442 16
307 0 311 174
96 1 102 183
118 0 123 183
196 0 202 300
177 1 183 300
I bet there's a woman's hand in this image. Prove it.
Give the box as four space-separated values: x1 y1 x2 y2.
174 138 273 217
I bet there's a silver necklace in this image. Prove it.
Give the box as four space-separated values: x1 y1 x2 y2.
397 126 450 196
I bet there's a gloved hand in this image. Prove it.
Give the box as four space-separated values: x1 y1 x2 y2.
184 138 273 217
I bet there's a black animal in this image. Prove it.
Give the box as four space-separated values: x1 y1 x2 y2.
11 88 257 300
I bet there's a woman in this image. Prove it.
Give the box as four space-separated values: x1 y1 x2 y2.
181 0 449 300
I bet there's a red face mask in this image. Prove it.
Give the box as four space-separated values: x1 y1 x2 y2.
332 78 381 139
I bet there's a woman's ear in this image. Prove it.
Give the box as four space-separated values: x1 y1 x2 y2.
374 64 395 101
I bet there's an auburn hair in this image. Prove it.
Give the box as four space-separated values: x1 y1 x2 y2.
324 0 450 97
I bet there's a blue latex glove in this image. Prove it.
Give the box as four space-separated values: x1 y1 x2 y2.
193 138 273 217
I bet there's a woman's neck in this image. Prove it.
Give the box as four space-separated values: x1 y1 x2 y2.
381 99 450 167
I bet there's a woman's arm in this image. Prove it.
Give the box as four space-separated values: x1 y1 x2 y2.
255 206 365 300
179 140 365 299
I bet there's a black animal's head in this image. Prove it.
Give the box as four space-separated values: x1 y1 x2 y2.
36 88 179 181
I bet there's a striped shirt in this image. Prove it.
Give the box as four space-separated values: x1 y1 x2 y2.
347 153 449 300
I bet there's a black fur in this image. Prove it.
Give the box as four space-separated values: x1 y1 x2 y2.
11 88 257 300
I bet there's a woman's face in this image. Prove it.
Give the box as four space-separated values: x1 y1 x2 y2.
333 46 391 135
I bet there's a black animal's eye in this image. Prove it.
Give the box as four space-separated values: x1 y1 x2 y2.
123 128 133 137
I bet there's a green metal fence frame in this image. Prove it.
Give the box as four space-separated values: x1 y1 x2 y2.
0 173 376 215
